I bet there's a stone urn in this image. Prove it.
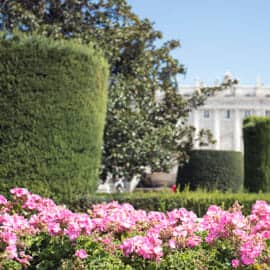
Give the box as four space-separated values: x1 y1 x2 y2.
142 172 176 187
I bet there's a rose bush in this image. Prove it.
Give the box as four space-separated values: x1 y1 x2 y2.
1 188 270 269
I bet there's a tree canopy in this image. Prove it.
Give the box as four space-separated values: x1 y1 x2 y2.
0 0 236 180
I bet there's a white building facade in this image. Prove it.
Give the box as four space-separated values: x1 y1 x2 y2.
179 82 270 152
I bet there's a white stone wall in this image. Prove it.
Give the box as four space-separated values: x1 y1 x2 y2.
180 84 270 153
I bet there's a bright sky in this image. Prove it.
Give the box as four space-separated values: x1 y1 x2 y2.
126 0 270 86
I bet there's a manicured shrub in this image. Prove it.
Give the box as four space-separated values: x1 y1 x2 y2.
70 191 270 217
0 35 108 202
243 117 270 192
176 150 244 192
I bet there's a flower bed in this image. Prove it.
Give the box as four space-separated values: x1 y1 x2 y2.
1 188 270 269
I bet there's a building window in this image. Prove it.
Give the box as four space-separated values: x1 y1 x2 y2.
203 110 210 119
225 110 231 119
266 110 270 117
244 110 252 117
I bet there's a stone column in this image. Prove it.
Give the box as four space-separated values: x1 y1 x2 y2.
233 109 241 151
213 110 220 149
255 76 262 97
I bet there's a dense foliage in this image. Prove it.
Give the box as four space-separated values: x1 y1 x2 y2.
0 0 236 180
1 188 270 269
70 190 270 217
176 150 244 192
0 34 108 202
243 117 270 192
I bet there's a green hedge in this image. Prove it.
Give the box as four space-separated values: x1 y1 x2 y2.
0 35 108 202
176 150 244 192
243 116 270 192
69 191 270 217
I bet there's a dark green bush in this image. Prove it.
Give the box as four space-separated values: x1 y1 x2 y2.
69 191 270 217
243 116 270 192
176 150 244 192
0 35 108 202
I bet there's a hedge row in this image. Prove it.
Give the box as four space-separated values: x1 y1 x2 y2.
0 35 108 203
243 117 270 192
176 150 244 192
70 191 270 217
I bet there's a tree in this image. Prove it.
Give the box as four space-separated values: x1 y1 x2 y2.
0 0 236 181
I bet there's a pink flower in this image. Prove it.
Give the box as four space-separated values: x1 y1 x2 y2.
5 244 18 259
10 187 29 198
120 235 163 261
168 239 176 249
75 249 88 259
187 235 202 247
240 237 265 265
0 195 8 205
16 252 32 265
232 259 240 268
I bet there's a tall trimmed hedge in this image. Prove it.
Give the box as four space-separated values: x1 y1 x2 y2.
243 117 270 192
177 150 244 192
0 35 108 202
